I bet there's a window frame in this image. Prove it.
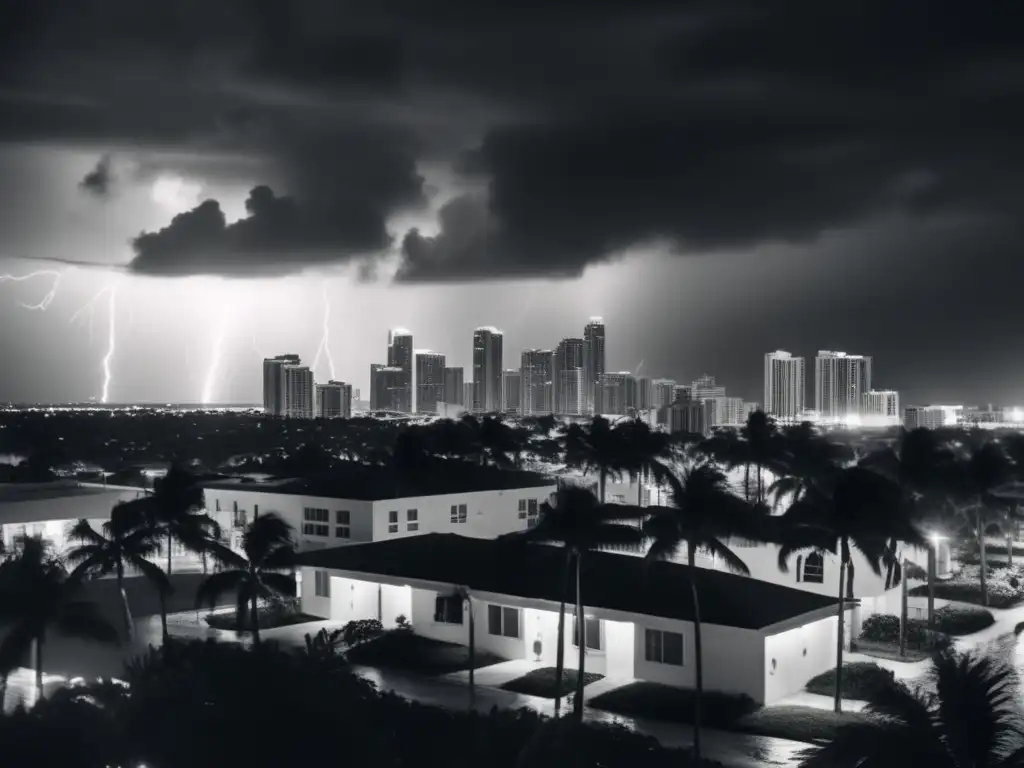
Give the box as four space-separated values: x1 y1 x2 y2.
433 594 464 625
313 570 330 598
802 552 825 584
486 604 521 639
571 615 603 651
644 628 684 666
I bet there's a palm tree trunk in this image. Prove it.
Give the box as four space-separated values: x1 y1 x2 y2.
466 594 476 709
927 545 936 630
555 552 572 717
159 588 169 645
251 585 261 646
573 552 586 722
599 468 607 504
978 509 988 607
899 559 908 657
687 541 704 765
743 464 751 502
116 565 135 642
834 555 846 715
34 633 44 705
1008 527 1014 568
0 672 7 715
167 530 173 577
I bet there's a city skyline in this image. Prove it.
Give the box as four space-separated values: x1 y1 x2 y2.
2 3 1023 407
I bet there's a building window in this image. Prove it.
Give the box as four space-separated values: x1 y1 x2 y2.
487 604 521 639
407 509 418 531
450 504 468 524
304 508 329 522
644 629 684 666
303 523 329 536
388 510 399 534
215 498 221 512
336 525 350 539
314 570 330 598
528 499 538 518
434 594 463 624
335 510 351 538
518 498 527 519
572 615 602 651
802 552 825 584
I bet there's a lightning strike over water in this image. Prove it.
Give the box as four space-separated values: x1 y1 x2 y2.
0 270 63 310
311 286 336 380
202 311 231 405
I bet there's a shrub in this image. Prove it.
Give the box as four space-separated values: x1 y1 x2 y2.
909 566 1024 608
588 681 758 727
933 605 995 636
341 619 384 647
806 663 895 700
859 614 951 650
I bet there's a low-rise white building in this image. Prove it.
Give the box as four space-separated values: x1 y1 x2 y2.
201 465 557 553
295 534 848 705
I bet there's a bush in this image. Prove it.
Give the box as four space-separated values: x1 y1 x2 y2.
933 605 995 636
859 613 951 650
501 667 603 698
909 565 1024 608
341 619 384 646
806 662 895 700
588 681 758 727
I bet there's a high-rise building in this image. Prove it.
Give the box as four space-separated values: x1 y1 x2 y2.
463 381 474 409
282 364 314 419
415 351 447 414
503 369 522 415
691 374 726 401
706 396 746 427
521 349 554 416
651 379 677 410
904 404 961 430
673 384 692 404
387 329 413 413
599 372 636 416
658 399 708 435
262 354 301 416
815 350 872 423
316 381 352 419
558 368 585 415
636 377 653 411
583 318 606 414
553 337 585 415
862 389 900 427
370 364 409 412
472 327 503 413
764 351 806 422
444 367 464 406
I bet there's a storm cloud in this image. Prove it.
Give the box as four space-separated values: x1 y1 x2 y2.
2 0 1023 280
78 155 113 198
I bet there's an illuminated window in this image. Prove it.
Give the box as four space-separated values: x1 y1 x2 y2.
314 570 330 598
434 594 463 624
487 604 521 639
802 552 824 584
572 615 602 650
302 507 329 536
644 629 683 666
450 504 468 524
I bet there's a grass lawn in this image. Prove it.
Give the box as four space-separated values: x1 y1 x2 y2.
345 630 507 675
588 681 868 743
205 610 324 632
500 667 603 698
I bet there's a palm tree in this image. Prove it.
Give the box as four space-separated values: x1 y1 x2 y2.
768 422 852 508
775 466 924 714
615 418 675 513
798 650 1024 768
65 504 170 642
506 486 641 719
194 513 297 646
700 411 783 503
642 464 763 765
0 536 118 703
561 416 627 503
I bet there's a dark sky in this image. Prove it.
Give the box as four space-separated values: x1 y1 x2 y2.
0 1 1022 405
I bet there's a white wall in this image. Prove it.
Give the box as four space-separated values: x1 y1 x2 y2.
369 486 556 541
631 616 766 702
763 614 839 704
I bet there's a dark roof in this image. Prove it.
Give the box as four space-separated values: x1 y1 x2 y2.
0 480 121 503
295 534 839 630
203 461 554 501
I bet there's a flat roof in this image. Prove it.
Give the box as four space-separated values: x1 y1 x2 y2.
0 480 124 503
294 534 839 630
203 461 554 501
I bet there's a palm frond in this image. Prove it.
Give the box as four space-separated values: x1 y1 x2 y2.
258 571 297 598
195 569 247 610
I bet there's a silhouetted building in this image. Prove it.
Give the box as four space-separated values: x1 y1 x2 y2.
503 369 522 416
599 371 636 416
387 329 413 413
370 364 409 412
583 318 606 415
415 351 447 414
553 337 585 415
473 327 503 413
444 367 464 406
659 398 708 435
815 350 872 423
316 381 352 419
262 354 301 416
764 351 806 422
521 349 554 416
283 364 314 419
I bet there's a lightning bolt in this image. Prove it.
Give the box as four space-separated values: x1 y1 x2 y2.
311 285 336 381
70 282 119 403
0 270 63 310
201 311 231 405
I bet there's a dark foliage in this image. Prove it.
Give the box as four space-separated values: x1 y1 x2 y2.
589 681 758 726
806 663 896 701
501 667 604 698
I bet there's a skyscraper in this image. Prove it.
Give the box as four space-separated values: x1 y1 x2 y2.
472 327 503 413
262 354 300 416
415 351 446 414
862 389 900 427
521 349 554 416
444 367 464 406
503 369 522 415
316 381 352 419
764 351 806 421
387 329 413 413
691 374 726 401
553 337 585 415
283 364 314 419
651 379 677 410
583 318 606 415
370 363 408 411
558 368 585 415
636 377 652 411
463 381 474 409
598 372 636 415
815 350 872 423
